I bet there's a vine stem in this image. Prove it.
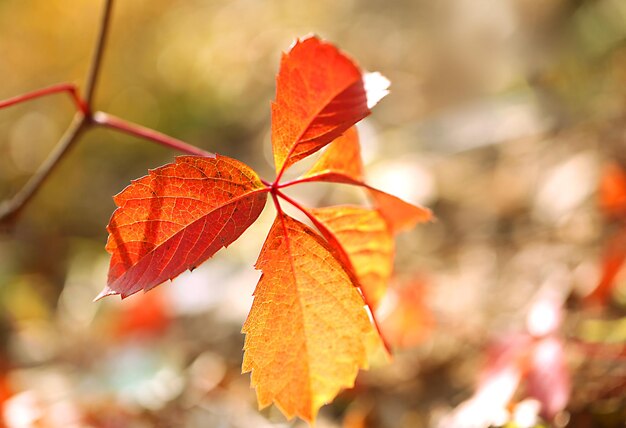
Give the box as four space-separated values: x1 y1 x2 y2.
0 0 114 226
92 112 214 157
84 0 115 107
0 0 217 226
276 176 317 189
0 114 88 225
275 189 393 355
0 83 88 114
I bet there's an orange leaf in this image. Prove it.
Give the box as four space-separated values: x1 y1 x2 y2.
368 188 432 233
115 287 171 338
99 155 268 299
300 126 432 232
304 126 365 183
599 163 626 220
586 228 626 306
242 214 378 422
309 206 394 309
271 36 388 176
378 279 435 349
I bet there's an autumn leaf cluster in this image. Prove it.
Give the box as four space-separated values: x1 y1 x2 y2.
98 36 431 422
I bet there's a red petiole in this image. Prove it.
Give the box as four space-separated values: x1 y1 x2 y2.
92 112 213 157
0 83 89 114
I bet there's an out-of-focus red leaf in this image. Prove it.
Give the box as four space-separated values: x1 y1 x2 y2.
590 163 626 306
586 228 626 306
0 364 12 423
378 279 435 349
443 335 533 427
300 126 432 232
309 205 394 309
99 155 268 299
441 359 523 428
481 334 534 384
450 295 570 425
526 337 570 420
115 288 171 338
271 37 388 175
599 163 626 220
242 214 378 422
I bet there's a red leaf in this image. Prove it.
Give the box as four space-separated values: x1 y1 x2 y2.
300 126 432 232
99 155 268 299
586 228 626 306
271 36 388 176
527 337 570 420
599 163 626 220
115 288 171 338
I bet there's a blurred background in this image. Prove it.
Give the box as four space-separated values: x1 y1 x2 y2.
0 0 625 426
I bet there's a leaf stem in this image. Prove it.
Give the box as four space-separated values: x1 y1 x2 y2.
0 0 114 227
274 189 311 217
269 191 282 215
270 192 290 244
0 83 89 114
275 176 318 189
92 112 214 157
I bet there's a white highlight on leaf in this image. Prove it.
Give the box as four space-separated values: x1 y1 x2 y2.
363 72 390 109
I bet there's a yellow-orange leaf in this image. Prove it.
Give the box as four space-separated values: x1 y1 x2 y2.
368 188 432 233
303 126 365 183
242 214 377 422
310 206 394 309
301 126 432 232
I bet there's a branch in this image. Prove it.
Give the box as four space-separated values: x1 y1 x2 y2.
0 114 87 226
0 0 215 226
92 112 214 157
0 83 88 114
84 0 115 107
0 0 114 226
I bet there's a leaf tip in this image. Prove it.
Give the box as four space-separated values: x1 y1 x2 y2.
93 286 116 302
292 33 320 49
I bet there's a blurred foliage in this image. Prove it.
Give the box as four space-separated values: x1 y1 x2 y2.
1 0 626 426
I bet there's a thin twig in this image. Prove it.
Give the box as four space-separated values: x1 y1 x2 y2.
0 83 88 114
84 0 115 107
276 176 318 189
0 0 114 226
0 114 87 226
92 112 214 157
